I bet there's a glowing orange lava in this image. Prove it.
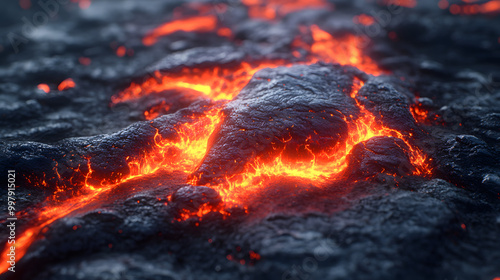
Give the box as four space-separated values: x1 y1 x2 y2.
116 46 126 57
143 15 218 46
410 103 430 123
306 25 384 76
449 0 500 15
410 100 443 126
0 21 430 277
144 101 171 120
111 60 287 104
0 106 225 274
37 83 50 93
209 78 430 204
177 202 230 221
114 25 383 105
58 78 75 91
353 14 375 26
142 0 331 46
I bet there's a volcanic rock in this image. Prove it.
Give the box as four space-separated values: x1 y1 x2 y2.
193 63 362 185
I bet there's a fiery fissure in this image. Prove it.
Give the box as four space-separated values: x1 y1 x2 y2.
0 16 431 275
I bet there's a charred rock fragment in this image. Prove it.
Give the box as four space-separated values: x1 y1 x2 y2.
344 136 414 179
436 134 500 195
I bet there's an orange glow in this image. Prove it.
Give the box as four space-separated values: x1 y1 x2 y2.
208 78 430 204
450 4 461 14
481 0 500 13
0 106 225 274
0 226 40 273
58 78 75 91
111 61 286 104
78 0 91 9
438 0 449 9
217 27 233 37
410 102 441 125
410 103 429 123
116 46 126 57
249 251 261 260
353 14 375 26
115 26 384 105
307 25 384 76
37 83 50 93
1 20 432 274
144 101 171 120
242 0 330 20
177 202 230 221
450 0 500 15
143 15 218 46
79 57 91 65
129 107 224 177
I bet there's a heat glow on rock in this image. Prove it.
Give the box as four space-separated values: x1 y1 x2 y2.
0 4 433 276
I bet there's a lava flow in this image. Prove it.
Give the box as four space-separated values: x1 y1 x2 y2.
0 105 225 274
141 0 332 47
143 15 219 46
207 78 431 204
114 25 383 105
1 17 430 279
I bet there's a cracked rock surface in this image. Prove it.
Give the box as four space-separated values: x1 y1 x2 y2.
0 1 499 280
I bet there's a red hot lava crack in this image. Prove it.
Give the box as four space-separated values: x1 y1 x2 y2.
0 22 432 276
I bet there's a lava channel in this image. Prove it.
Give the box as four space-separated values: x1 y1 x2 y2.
0 24 431 276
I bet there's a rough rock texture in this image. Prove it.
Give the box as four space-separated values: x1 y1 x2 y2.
0 0 499 280
344 136 414 179
194 63 361 185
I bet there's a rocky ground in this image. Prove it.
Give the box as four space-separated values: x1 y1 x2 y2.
0 0 499 279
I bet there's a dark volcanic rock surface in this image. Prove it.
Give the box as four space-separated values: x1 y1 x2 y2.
193 63 361 185
0 1 500 280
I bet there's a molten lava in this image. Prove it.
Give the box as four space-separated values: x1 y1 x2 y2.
0 106 225 274
176 202 230 222
115 25 383 105
306 25 384 76
0 13 431 278
142 0 332 46
37 83 50 93
111 61 287 104
144 101 171 120
448 0 500 15
58 78 75 91
143 15 218 46
208 78 431 204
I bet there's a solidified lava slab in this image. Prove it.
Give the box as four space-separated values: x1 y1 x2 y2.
1 1 500 280
193 63 362 185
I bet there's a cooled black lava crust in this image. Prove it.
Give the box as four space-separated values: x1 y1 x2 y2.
1 1 500 280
